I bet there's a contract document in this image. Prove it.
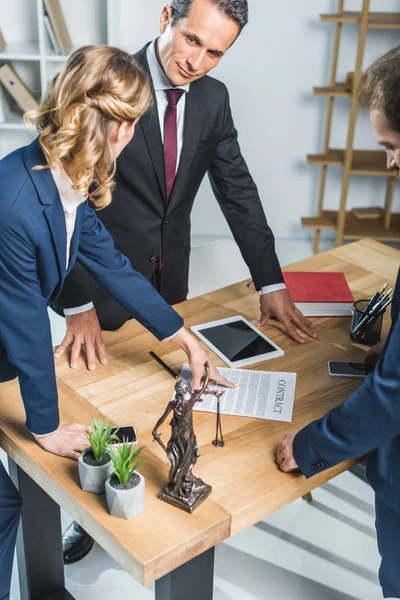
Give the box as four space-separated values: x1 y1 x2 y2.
178 365 297 423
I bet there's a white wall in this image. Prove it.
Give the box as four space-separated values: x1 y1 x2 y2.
114 0 400 240
1 0 400 240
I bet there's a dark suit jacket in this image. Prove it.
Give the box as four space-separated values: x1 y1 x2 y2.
294 269 400 514
56 42 283 308
0 140 183 435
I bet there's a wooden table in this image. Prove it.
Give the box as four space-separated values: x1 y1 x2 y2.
1 239 399 600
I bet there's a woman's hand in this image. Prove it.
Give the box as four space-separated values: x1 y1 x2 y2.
54 308 108 371
35 423 90 460
172 327 237 390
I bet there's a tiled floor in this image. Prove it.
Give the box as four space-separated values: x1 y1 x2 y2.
5 236 387 599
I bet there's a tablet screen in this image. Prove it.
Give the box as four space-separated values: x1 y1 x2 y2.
197 320 277 362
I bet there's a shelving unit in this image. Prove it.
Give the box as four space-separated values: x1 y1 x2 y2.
0 0 118 158
302 0 400 253
320 11 400 28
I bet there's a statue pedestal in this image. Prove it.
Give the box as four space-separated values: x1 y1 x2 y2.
159 479 212 514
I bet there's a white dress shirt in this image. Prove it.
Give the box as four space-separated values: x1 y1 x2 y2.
147 42 190 172
50 168 94 317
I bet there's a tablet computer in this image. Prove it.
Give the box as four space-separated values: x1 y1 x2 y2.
190 316 284 368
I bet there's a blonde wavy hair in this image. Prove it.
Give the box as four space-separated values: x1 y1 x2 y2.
25 45 152 209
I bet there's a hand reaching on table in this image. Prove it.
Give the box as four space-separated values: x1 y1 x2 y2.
276 431 300 473
172 327 237 390
365 339 386 365
258 289 317 344
35 423 90 460
54 308 108 371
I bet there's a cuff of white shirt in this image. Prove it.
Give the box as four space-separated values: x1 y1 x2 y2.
162 325 184 343
260 283 287 295
64 302 95 316
31 426 60 439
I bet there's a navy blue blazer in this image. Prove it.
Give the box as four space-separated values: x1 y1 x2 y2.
294 270 400 513
0 140 183 435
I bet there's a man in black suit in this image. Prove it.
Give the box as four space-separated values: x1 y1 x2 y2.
54 0 315 371
56 0 316 562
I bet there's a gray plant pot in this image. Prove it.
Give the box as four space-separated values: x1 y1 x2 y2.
78 448 114 494
105 471 145 520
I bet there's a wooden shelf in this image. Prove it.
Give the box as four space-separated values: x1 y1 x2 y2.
302 210 400 241
320 12 400 29
307 149 393 176
313 83 351 97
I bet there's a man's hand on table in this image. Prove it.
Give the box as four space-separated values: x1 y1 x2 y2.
276 431 300 473
258 289 316 344
54 308 108 371
35 424 90 460
365 339 386 365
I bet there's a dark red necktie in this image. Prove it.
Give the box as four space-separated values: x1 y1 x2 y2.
164 89 184 199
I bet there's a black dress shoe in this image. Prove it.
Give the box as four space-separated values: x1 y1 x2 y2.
63 521 94 565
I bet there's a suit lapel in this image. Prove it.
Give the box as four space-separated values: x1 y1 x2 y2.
23 140 67 291
135 45 167 202
66 213 80 274
167 84 203 211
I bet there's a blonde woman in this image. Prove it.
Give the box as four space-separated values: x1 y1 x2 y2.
0 45 232 597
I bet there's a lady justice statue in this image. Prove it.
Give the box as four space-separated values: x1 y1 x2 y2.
152 362 212 513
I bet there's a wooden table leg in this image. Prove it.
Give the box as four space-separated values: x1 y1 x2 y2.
155 546 215 600
8 458 75 600
302 492 313 503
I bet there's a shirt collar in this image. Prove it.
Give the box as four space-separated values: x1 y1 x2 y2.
147 40 190 94
51 168 86 214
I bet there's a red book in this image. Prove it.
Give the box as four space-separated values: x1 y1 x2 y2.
283 272 354 316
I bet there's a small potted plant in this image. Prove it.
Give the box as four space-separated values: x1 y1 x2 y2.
105 442 145 520
78 417 119 494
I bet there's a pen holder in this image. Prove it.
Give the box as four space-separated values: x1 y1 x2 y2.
350 299 385 345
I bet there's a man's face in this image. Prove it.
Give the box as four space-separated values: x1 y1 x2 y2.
370 109 400 172
157 0 240 86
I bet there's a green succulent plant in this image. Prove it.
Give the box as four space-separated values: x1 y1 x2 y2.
87 417 120 463
110 442 145 485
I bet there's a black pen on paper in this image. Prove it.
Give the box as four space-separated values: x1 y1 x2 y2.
150 351 179 379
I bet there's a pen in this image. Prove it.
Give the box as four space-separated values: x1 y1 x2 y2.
376 297 393 314
369 296 393 320
362 282 388 315
378 282 389 295
149 351 179 379
364 288 393 321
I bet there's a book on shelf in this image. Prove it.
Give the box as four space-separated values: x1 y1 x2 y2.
352 206 383 220
283 271 354 317
0 64 39 113
44 14 62 54
0 86 6 123
0 29 5 53
43 0 73 56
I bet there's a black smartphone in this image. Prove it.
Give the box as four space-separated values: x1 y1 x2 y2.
110 426 138 444
328 361 372 378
